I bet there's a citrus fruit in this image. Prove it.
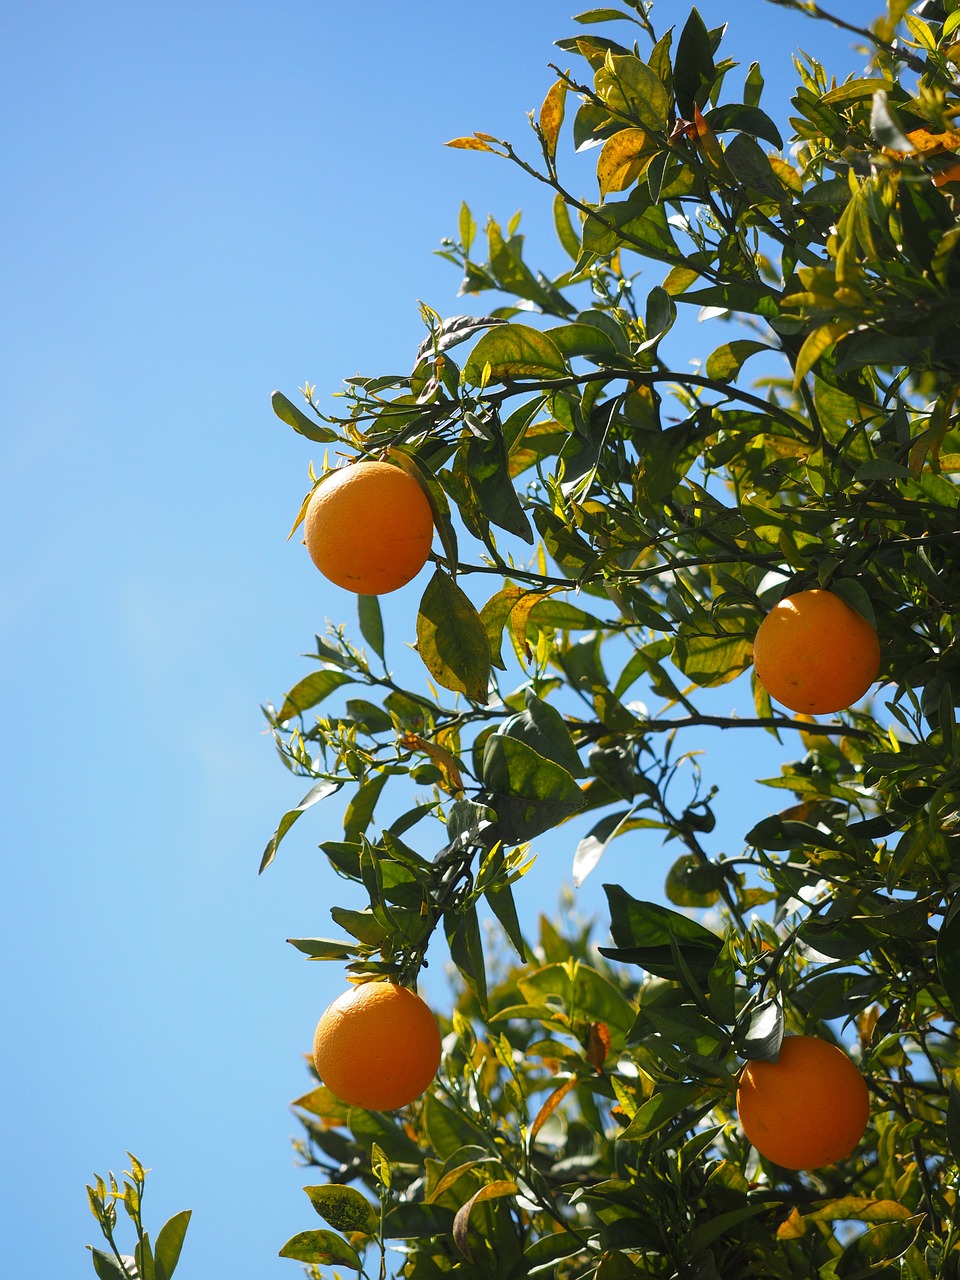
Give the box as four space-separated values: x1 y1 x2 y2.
752 588 880 714
736 1034 869 1170
303 460 434 595
312 980 442 1111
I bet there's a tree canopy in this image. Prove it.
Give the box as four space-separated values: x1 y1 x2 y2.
260 1 960 1277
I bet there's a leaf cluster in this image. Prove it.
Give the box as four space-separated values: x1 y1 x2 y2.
264 1 960 1276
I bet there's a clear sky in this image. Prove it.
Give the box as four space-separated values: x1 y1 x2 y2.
2 1 881 1275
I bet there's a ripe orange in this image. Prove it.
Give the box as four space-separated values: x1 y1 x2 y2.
312 980 442 1111
304 460 434 595
736 1034 869 1170
752 588 880 714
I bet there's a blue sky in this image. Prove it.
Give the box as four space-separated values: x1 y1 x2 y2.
2 1 881 1275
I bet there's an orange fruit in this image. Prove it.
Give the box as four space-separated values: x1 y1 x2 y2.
752 588 880 714
736 1034 869 1170
303 460 434 595
312 980 442 1110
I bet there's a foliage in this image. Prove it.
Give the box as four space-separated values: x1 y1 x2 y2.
264 0 960 1277
86 1155 191 1280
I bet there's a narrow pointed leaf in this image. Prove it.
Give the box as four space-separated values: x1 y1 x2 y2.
260 779 342 873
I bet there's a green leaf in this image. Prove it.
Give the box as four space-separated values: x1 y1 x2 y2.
445 900 488 1012
357 595 384 660
499 689 585 777
637 421 699 504
484 870 527 962
516 961 636 1032
947 1084 960 1163
553 193 581 261
528 598 604 630
453 1181 519 1259
620 1083 710 1141
485 219 574 313
583 196 680 264
88 1249 135 1280
136 1233 156 1280
674 8 715 118
835 1221 919 1277
154 1210 191 1280
279 1229 363 1269
329 907 389 946
463 324 568 383
287 936 361 959
724 133 786 200
600 885 723 980
546 322 621 359
686 1205 770 1255
345 698 393 734
524 1232 586 1269
344 772 390 841
672 627 753 686
278 669 354 723
705 339 770 381
387 446 458 571
416 570 492 702
304 1185 378 1236
260 779 342 873
414 314 507 363
820 77 891 106
482 734 585 842
271 389 338 442
704 103 782 148
605 885 723 950
665 853 723 907
937 895 960 1018
480 584 526 671
575 6 635 21
464 436 533 542
643 286 675 345
384 1201 458 1239
828 577 876 629
421 1093 490 1162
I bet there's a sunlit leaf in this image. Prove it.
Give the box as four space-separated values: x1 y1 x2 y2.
303 1185 378 1236
463 324 569 383
417 570 491 702
260 779 342 873
539 79 567 161
279 1229 362 1268
271 389 338 442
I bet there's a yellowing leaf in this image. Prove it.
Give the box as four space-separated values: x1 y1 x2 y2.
597 128 658 198
446 135 495 152
777 1207 807 1240
530 1076 578 1142
768 154 803 195
793 321 857 387
453 1182 518 1260
906 126 960 154
400 733 465 795
692 105 731 179
539 79 568 161
416 570 492 702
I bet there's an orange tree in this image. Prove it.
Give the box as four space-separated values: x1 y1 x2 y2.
261 1 960 1277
